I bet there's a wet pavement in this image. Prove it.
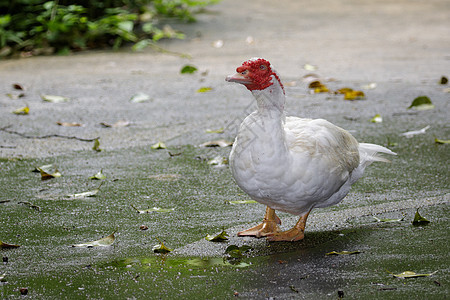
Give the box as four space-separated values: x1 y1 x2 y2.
0 0 449 298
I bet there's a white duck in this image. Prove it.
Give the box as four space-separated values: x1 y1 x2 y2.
226 58 396 242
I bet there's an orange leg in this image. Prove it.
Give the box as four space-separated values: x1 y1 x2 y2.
238 206 281 238
267 210 311 242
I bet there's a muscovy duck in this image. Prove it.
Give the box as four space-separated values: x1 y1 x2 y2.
226 58 396 242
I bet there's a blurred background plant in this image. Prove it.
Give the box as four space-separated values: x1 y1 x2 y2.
0 0 218 58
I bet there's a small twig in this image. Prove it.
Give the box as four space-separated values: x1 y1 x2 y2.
0 125 98 142
0 145 16 148
18 201 41 211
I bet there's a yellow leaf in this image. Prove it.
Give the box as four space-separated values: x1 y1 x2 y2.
13 106 29 115
197 87 212 93
344 90 365 100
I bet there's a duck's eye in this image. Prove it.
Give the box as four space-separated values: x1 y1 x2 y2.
259 65 267 70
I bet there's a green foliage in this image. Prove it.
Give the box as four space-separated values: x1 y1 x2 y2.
0 0 219 57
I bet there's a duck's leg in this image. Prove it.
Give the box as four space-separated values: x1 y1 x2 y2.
237 206 281 238
267 210 311 242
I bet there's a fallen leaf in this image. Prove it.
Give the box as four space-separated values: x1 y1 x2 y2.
152 240 172 253
89 170 106 180
140 225 148 230
335 87 354 94
206 128 224 134
225 245 252 257
151 141 166 149
344 90 365 100
180 65 198 74
391 271 437 278
100 120 130 128
227 200 258 204
0 273 6 282
207 156 228 167
373 216 403 223
326 250 362 256
57 121 83 127
13 83 24 90
400 125 430 138
72 231 116 248
197 87 212 93
130 204 174 214
199 139 232 147
314 85 329 93
6 93 25 99
35 164 61 180
361 83 377 90
303 64 317 71
205 230 229 242
370 114 383 123
435 138 450 144
41 94 70 103
412 209 430 225
212 40 223 48
66 183 102 199
0 240 20 249
12 106 29 115
408 96 434 110
92 138 102 152
130 92 151 103
245 36 254 44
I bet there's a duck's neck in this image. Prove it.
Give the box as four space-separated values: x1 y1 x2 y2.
249 79 289 155
251 78 286 120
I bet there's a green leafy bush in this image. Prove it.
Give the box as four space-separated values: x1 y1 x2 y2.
0 0 218 57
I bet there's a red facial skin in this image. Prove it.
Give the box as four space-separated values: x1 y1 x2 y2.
235 58 285 94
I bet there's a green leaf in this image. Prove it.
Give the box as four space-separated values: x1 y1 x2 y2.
180 65 198 74
373 216 403 223
225 245 253 258
196 87 212 93
92 138 102 152
435 138 450 144
390 270 437 278
370 114 382 123
151 141 166 149
152 240 172 254
89 170 106 180
0 240 20 249
227 200 258 204
41 94 70 103
408 96 435 110
72 231 116 248
130 204 174 214
12 106 29 115
412 209 430 225
325 250 362 256
205 230 229 242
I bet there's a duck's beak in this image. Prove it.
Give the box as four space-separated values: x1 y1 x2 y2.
226 73 252 85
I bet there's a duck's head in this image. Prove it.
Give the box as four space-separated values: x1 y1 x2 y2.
226 58 285 94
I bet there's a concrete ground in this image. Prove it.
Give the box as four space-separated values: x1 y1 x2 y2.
0 0 449 299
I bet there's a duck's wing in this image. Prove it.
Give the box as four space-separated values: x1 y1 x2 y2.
284 117 360 173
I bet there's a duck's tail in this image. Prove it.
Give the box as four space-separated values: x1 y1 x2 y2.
350 143 396 184
358 142 397 167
